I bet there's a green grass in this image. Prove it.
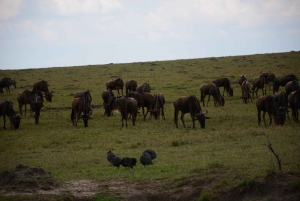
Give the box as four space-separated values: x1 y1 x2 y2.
0 51 300 189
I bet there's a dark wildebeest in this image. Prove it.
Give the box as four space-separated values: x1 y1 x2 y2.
0 99 21 130
200 83 224 107
274 92 289 119
102 88 114 116
0 77 16 94
288 90 300 122
239 75 247 97
174 95 210 129
125 80 137 96
71 97 92 127
112 96 138 127
241 80 252 104
285 80 299 97
106 78 124 96
30 92 44 125
74 90 93 115
128 91 154 120
17 90 44 116
32 80 53 102
136 83 151 93
212 78 233 96
256 95 286 127
151 93 165 120
273 74 297 94
267 71 276 91
252 72 269 99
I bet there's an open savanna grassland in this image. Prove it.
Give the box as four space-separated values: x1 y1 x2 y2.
0 51 300 200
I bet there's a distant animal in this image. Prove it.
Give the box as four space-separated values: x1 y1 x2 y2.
239 75 247 97
252 72 269 99
288 90 300 122
151 93 165 120
71 97 92 127
273 74 297 94
121 157 137 169
256 95 287 127
125 80 137 96
241 80 252 103
200 83 225 107
285 80 299 97
0 77 16 94
0 99 21 130
274 92 289 119
106 78 124 96
173 95 210 129
212 77 233 96
128 91 154 120
136 83 151 93
140 152 152 167
267 71 276 91
17 90 44 116
102 89 114 116
74 90 93 115
107 151 116 164
32 80 53 102
112 96 138 127
112 156 122 169
30 92 44 125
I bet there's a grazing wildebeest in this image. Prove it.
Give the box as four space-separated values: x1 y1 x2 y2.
74 90 93 115
174 95 210 129
285 80 299 97
112 96 138 127
71 97 92 127
200 83 224 107
102 89 114 116
151 93 165 120
0 99 21 130
212 77 233 96
136 83 151 93
125 80 137 96
17 90 44 116
106 78 124 96
241 80 252 103
288 90 300 122
273 74 297 94
32 80 53 102
128 91 154 120
267 71 276 91
252 72 269 99
256 95 286 127
30 92 44 125
0 77 16 94
274 92 289 119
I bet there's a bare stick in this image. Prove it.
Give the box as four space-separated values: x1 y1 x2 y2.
266 135 282 171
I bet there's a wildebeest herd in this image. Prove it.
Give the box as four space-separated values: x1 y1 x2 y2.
0 71 300 131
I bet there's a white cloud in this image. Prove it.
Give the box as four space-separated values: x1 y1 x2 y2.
0 0 23 20
148 32 162 41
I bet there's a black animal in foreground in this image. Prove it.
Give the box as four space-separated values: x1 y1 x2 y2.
112 156 122 169
140 149 157 167
121 157 137 169
107 151 116 163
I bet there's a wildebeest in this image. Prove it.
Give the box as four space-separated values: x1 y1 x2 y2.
252 72 269 99
285 80 299 97
71 97 92 127
239 75 247 97
125 80 137 96
267 71 276 91
212 77 233 96
74 90 93 115
102 89 114 116
152 93 165 120
273 74 297 94
0 77 16 94
112 96 138 127
200 83 224 107
128 91 154 120
241 80 252 103
30 92 44 125
174 95 210 129
136 83 151 93
106 78 124 96
256 95 286 127
274 92 289 119
121 157 137 169
0 99 21 130
32 80 53 102
17 90 44 116
288 90 300 121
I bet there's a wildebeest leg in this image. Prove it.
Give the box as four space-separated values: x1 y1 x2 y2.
267 112 273 126
174 109 179 128
161 107 165 120
206 95 211 107
262 111 267 127
257 110 261 126
180 112 186 128
2 115 6 129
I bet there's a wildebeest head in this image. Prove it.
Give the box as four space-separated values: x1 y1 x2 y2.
239 75 246 85
194 110 210 129
274 107 287 126
45 92 53 102
10 112 21 129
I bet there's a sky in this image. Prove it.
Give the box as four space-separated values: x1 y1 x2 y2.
0 0 300 70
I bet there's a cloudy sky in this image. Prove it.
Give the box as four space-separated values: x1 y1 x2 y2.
0 0 299 69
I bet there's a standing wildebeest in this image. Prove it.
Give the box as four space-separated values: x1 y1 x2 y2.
288 90 300 122
74 90 93 115
17 90 44 116
273 74 297 94
0 99 21 130
241 80 252 103
71 97 92 127
212 77 233 96
200 83 224 107
252 72 269 99
239 75 247 97
267 71 276 91
256 95 286 127
102 89 114 116
112 96 138 127
151 93 165 120
30 92 44 125
285 80 299 97
125 80 137 96
106 78 124 96
0 77 16 94
274 92 289 119
136 83 151 93
174 95 209 129
32 80 53 102
128 91 154 120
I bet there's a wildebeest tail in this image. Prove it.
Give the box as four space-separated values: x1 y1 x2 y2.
71 109 74 121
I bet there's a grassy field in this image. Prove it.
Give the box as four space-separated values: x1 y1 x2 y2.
0 51 300 199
